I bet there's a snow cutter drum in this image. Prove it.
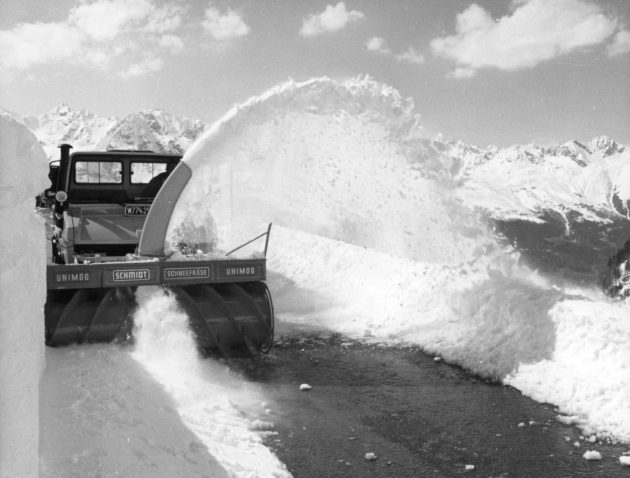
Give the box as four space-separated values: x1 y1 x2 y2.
45 263 274 357
41 145 274 357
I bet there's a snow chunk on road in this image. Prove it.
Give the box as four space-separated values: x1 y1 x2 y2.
364 452 378 461
556 415 581 425
251 420 276 431
582 450 603 460
300 383 313 391
620 456 630 466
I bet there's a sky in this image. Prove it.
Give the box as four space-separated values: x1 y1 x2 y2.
0 0 629 147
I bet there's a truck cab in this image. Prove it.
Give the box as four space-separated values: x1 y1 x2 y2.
43 144 181 264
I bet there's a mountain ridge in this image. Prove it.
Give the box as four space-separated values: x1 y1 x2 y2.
24 104 209 160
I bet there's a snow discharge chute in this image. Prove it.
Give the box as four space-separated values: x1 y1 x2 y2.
137 161 192 257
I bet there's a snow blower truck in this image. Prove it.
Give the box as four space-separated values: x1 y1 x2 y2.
37 144 274 357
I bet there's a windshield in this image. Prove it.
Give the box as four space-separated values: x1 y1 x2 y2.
75 161 122 184
66 154 180 203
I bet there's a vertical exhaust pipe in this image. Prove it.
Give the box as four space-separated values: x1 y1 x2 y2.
55 143 72 193
58 143 73 162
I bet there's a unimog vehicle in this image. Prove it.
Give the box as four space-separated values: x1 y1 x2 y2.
38 144 274 357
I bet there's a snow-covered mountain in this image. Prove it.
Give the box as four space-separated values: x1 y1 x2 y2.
451 135 630 222
24 104 208 160
24 103 117 160
96 110 207 154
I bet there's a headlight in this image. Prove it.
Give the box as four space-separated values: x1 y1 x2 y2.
55 191 68 203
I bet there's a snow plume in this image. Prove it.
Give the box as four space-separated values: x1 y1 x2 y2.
168 76 485 264
168 74 556 369
131 287 290 478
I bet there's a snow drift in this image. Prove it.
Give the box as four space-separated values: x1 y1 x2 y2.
167 76 630 443
0 108 48 478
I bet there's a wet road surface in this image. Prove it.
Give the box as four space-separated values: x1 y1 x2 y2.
245 334 629 478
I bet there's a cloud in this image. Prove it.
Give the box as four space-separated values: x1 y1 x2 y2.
607 29 630 56
202 4 250 41
159 34 185 54
366 37 425 65
449 67 476 79
431 0 622 76
120 56 164 79
68 0 153 41
0 0 186 76
396 47 425 64
300 2 364 37
366 36 390 54
0 22 83 70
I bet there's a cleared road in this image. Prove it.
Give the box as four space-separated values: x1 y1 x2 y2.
247 334 628 478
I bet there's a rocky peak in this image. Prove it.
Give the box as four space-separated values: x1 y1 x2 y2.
589 135 624 157
96 109 207 154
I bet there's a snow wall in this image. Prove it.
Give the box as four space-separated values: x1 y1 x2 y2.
0 109 48 478
160 77 629 444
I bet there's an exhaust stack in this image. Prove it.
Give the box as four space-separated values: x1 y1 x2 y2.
58 143 73 162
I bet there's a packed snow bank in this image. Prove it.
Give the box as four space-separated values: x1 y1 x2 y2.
167 77 630 444
0 108 48 478
40 346 229 478
267 226 630 443
505 298 630 442
267 226 559 377
132 287 291 478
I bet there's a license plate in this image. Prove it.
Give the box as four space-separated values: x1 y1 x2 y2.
124 205 151 216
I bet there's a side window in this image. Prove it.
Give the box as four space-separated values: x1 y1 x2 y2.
75 161 122 184
131 162 168 184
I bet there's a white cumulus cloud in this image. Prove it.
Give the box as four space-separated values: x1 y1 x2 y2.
366 37 424 65
0 21 83 70
0 0 186 77
203 4 250 41
68 0 153 41
431 0 622 77
159 34 185 54
121 56 164 79
607 29 630 56
449 67 476 79
396 47 425 65
300 2 364 38
366 36 390 54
